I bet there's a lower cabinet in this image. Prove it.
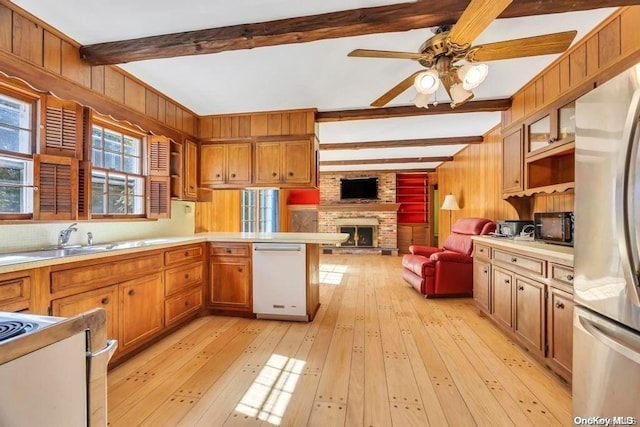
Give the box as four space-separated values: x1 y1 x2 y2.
119 273 165 353
208 243 252 312
397 224 429 254
473 238 574 383
547 286 574 380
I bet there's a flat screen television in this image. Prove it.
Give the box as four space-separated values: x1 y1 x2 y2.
340 177 378 200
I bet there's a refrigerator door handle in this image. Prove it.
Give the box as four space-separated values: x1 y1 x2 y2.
615 87 640 307
579 314 640 365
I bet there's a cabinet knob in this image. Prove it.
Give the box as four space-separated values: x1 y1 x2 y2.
566 274 574 281
225 249 231 254
518 285 524 291
504 279 510 284
479 248 484 253
189 185 194 190
514 179 519 184
231 173 236 178
483 269 488 274
555 301 565 309
128 289 135 296
272 172 277 177
184 274 190 280
101 297 109 305
185 301 190 307
215 173 221 178
184 251 189 257
238 267 243 273
288 171 294 177
511 257 518 263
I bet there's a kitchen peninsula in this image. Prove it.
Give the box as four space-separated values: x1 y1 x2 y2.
0 232 347 364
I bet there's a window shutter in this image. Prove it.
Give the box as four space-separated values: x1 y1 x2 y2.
148 135 170 176
77 161 91 220
148 176 170 219
34 154 78 220
41 96 83 159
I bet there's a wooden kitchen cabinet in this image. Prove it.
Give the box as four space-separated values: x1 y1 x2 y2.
491 266 514 330
397 224 429 254
0 270 34 312
119 272 164 353
208 243 252 312
502 126 523 194
472 243 491 313
200 142 252 187
514 275 545 357
183 139 199 200
526 101 575 157
547 285 574 382
51 285 119 352
254 139 312 186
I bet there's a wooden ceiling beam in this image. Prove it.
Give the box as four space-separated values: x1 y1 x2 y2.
316 99 511 122
79 0 640 65
320 156 453 166
320 136 483 150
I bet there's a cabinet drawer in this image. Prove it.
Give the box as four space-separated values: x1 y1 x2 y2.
0 275 31 312
209 243 250 257
165 262 203 296
165 287 202 327
493 249 545 277
164 244 204 266
550 263 574 287
474 243 491 260
51 252 163 295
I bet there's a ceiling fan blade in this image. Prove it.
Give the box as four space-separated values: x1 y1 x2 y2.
348 49 426 60
469 30 578 62
448 0 513 47
371 71 423 107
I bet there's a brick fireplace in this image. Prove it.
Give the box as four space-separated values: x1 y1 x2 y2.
335 218 379 247
318 172 398 251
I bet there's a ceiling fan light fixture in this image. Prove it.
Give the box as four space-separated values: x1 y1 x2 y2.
449 83 474 108
414 69 440 94
412 92 432 108
458 63 488 90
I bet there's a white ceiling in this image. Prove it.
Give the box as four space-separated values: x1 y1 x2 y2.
11 1 616 172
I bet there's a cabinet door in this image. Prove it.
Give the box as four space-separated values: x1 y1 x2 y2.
209 258 252 311
491 267 514 329
200 145 225 185
119 273 164 352
473 259 491 313
502 126 523 193
547 287 574 378
183 139 198 199
254 142 282 184
514 276 545 356
51 285 119 345
282 140 311 184
226 143 252 185
397 225 412 254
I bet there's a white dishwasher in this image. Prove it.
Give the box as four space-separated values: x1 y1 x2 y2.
252 243 308 321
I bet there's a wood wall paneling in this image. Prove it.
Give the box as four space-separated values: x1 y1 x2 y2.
145 89 159 120
511 92 525 124
12 12 42 66
165 102 177 128
251 114 268 137
61 40 91 88
543 65 559 105
104 66 125 104
91 65 104 94
621 7 640 55
267 113 282 136
586 36 599 78
124 77 146 113
200 117 213 139
183 111 194 136
598 17 622 68
559 57 570 94
157 97 166 124
569 43 587 89
0 4 11 52
195 190 241 232
238 115 251 137
43 30 61 74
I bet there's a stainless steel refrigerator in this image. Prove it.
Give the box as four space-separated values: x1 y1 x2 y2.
574 62 640 419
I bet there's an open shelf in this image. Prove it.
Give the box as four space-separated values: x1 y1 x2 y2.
396 173 428 224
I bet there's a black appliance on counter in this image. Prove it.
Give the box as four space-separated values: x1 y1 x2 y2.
533 211 574 246
495 220 534 237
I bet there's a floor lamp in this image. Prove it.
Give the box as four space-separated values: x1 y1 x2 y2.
441 194 460 233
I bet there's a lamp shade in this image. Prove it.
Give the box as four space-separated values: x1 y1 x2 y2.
449 83 474 107
441 194 460 210
458 63 489 90
414 69 440 94
411 92 432 108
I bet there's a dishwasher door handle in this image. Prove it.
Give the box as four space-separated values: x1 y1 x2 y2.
254 245 302 252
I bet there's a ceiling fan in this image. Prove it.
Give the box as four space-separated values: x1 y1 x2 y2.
348 0 577 109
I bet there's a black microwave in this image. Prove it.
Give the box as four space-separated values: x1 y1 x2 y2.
534 212 574 246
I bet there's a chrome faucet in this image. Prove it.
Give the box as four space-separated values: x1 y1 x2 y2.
87 232 93 246
58 223 78 247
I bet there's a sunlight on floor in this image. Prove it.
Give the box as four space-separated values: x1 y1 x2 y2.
235 354 306 425
319 263 348 285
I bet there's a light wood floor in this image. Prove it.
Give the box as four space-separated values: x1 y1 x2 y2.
107 254 572 426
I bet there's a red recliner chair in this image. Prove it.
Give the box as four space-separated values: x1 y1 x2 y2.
402 217 496 297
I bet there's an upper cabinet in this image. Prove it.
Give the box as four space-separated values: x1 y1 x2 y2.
526 101 575 157
200 142 252 187
502 126 523 195
254 139 312 186
183 139 198 200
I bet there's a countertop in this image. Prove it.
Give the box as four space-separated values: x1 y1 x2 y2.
0 232 349 274
472 235 574 264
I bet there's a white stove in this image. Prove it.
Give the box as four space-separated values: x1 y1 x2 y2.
0 311 62 342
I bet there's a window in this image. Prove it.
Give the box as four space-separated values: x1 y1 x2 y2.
0 91 35 215
241 189 279 232
90 124 145 216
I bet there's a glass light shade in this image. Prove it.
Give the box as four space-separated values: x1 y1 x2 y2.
440 194 460 210
449 83 474 107
414 69 440 94
411 92 432 108
458 63 489 90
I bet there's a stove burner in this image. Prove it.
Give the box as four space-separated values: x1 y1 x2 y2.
0 320 37 342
